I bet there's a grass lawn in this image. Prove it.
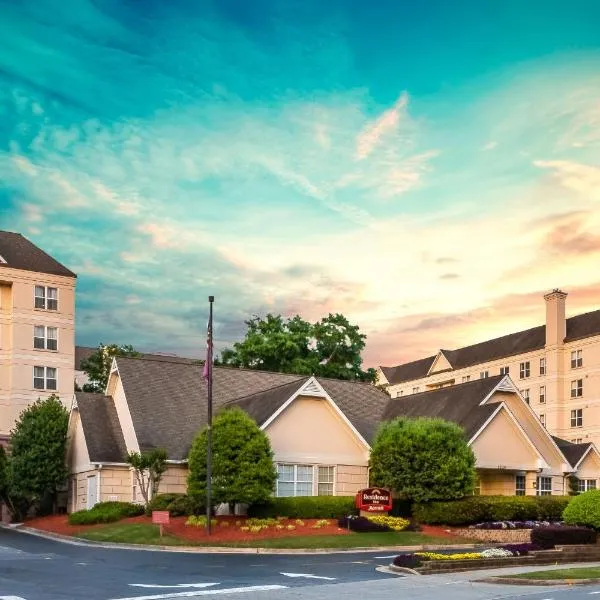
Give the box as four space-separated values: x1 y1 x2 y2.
511 567 600 581
78 524 187 546
78 524 465 549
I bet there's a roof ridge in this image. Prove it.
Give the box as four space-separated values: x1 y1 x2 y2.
223 376 310 406
397 374 503 399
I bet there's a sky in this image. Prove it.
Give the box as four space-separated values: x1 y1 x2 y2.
1 0 599 368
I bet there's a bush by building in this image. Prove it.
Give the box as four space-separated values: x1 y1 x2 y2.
69 501 144 525
530 525 596 549
248 496 357 519
563 489 600 529
413 495 571 525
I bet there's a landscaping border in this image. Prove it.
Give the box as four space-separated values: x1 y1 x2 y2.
477 576 600 586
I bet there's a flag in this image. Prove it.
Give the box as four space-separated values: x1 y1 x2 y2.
203 317 213 380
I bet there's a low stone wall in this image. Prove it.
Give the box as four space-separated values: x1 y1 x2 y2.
453 528 532 543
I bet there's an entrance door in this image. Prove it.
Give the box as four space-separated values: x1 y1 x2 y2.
87 475 98 509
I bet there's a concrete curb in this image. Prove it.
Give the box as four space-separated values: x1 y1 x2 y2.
476 576 600 586
2 524 489 555
388 564 421 575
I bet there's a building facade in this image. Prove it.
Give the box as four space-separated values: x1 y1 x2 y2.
0 231 76 442
378 290 600 451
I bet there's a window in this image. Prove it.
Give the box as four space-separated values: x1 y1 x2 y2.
317 466 334 496
571 349 583 369
515 474 526 496
462 375 471 383
571 379 583 398
539 413 545 427
412 387 420 394
396 390 403 398
571 409 583 428
276 464 313 497
500 366 510 376
521 389 530 404
577 479 597 492
539 385 546 404
539 357 546 376
520 361 530 379
33 366 57 390
34 285 58 310
33 326 58 351
536 476 552 496
572 438 583 444
480 371 489 379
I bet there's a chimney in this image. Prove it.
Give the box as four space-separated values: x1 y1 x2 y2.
544 289 567 347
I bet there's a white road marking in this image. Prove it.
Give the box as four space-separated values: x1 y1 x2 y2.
110 585 287 600
130 585 218 590
589 592 600 595
374 555 398 559
0 596 28 600
280 572 336 580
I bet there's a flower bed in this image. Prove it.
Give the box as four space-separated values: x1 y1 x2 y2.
337 515 410 533
469 520 560 530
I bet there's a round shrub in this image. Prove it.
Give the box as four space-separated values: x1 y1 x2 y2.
531 525 596 549
563 489 600 529
338 516 390 532
69 501 144 525
393 554 422 569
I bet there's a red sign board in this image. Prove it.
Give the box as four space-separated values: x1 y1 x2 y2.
355 488 392 512
152 510 170 525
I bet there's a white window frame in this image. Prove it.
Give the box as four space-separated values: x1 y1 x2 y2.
480 371 489 379
539 357 546 375
276 464 315 497
515 474 526 496
571 349 583 369
520 361 530 379
536 476 552 496
571 379 583 398
33 366 57 391
34 285 59 311
570 408 583 428
521 389 530 404
462 375 471 383
412 387 420 394
317 466 335 496
34 325 58 351
539 413 545 427
500 366 509 376
539 385 546 404
573 438 583 444
577 479 596 492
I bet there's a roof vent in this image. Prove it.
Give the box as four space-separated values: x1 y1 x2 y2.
300 379 326 397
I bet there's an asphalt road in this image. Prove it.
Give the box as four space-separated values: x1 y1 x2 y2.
4 529 600 600
0 528 398 600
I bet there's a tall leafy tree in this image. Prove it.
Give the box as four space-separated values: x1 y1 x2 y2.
188 408 277 512
370 417 476 502
81 343 140 393
217 313 375 382
9 395 69 514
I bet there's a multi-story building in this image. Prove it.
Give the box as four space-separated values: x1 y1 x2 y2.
0 231 76 442
378 290 600 449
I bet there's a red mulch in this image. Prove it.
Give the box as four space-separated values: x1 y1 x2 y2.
25 514 351 542
419 524 459 539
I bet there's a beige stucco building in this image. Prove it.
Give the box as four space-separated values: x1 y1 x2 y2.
378 290 600 488
67 355 598 511
0 231 76 442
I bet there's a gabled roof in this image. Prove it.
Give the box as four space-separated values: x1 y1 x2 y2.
380 310 600 385
114 356 305 460
553 437 594 469
0 231 76 278
381 376 504 440
75 393 127 463
75 345 200 370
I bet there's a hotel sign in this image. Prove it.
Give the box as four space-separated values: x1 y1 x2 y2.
355 487 393 512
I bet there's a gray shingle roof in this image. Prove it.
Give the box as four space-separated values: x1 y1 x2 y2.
381 376 504 440
115 356 304 460
0 231 76 278
75 393 127 462
381 310 600 385
75 345 200 370
552 437 593 468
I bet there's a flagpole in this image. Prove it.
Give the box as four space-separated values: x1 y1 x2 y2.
206 295 214 536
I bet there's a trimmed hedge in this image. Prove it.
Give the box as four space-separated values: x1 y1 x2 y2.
249 496 357 519
338 516 390 532
531 525 596 549
413 496 571 525
145 494 202 517
69 501 144 525
563 489 600 529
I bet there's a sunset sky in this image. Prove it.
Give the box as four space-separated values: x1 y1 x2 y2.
1 0 599 368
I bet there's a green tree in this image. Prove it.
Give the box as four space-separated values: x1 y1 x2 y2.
81 344 140 393
188 408 277 512
217 313 375 382
370 417 476 503
126 449 168 506
0 446 8 503
9 395 69 514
